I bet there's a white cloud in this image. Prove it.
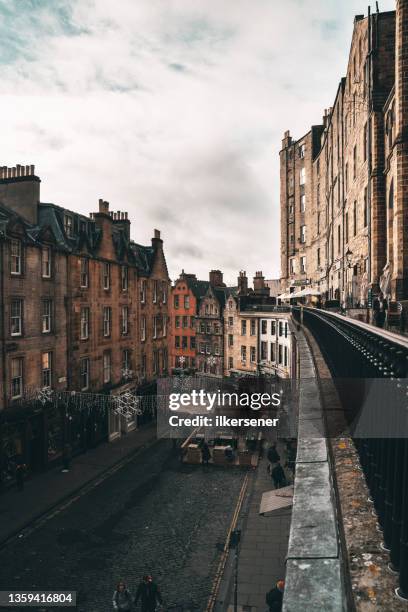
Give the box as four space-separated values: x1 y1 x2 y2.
0 0 396 285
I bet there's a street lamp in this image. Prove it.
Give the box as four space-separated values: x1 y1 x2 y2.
345 248 353 308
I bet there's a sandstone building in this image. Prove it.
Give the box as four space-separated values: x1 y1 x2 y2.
280 1 408 309
0 166 170 481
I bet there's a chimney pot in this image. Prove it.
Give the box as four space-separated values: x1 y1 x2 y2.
25 165 30 175
154 229 160 239
30 164 35 175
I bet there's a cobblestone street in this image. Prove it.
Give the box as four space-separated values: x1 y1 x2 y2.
0 440 248 612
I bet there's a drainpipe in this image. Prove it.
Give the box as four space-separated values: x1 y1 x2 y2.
367 6 373 287
341 89 346 306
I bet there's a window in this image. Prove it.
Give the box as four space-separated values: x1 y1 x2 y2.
190 336 196 350
206 343 211 355
261 320 267 335
299 167 306 185
140 280 147 303
153 280 159 303
338 225 341 255
261 341 267 360
103 306 111 337
102 263 110 290
80 358 90 391
363 123 368 162
163 315 167 337
300 256 306 274
153 350 159 375
41 352 52 388
353 145 357 179
228 357 233 369
153 315 158 339
353 201 357 236
228 334 234 348
121 266 128 291
200 342 205 354
250 320 256 336
278 345 283 365
173 294 179 309
317 248 321 267
284 346 288 367
10 239 22 275
182 316 188 328
42 299 52 333
241 346 247 363
80 258 89 288
103 352 111 384
206 323 211 334
250 346 256 363
270 343 276 362
285 322 288 338
364 187 368 227
162 282 167 304
345 212 349 243
299 143 306 158
174 316 180 329
289 259 295 274
42 247 51 278
184 295 190 309
241 320 247 335
300 225 306 244
11 299 22 336
279 321 283 337
345 163 348 192
122 349 131 373
121 306 129 335
300 194 306 213
214 344 220 355
141 315 146 341
64 215 73 237
11 357 23 398
141 354 146 379
317 212 320 235
182 336 188 349
81 307 90 340
175 336 180 349
228 317 234 327
271 320 276 336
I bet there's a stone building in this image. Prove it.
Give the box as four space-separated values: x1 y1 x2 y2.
223 271 294 378
0 165 170 479
280 2 408 308
169 270 235 375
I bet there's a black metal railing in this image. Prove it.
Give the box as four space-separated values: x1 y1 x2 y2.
293 307 408 601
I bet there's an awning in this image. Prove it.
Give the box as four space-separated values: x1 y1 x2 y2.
259 485 294 515
278 292 292 300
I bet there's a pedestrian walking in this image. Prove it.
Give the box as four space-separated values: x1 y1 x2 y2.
271 461 286 489
15 462 27 491
267 443 280 473
134 575 163 612
112 581 133 611
266 580 285 612
62 443 72 473
201 441 211 466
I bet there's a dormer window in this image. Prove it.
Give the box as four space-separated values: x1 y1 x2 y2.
10 239 22 275
64 214 73 238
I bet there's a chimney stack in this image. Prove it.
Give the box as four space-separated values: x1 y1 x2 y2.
152 228 163 251
209 270 225 287
0 164 40 224
237 271 248 295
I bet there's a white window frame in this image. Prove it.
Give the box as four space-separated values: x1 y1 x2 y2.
11 299 22 337
80 258 89 288
121 266 128 291
41 351 52 388
299 167 306 185
121 306 129 335
80 357 90 391
103 352 111 384
42 299 52 333
11 357 23 399
140 279 147 303
140 315 146 342
64 214 73 237
80 307 90 340
10 239 22 275
103 262 110 290
42 246 51 278
103 307 111 337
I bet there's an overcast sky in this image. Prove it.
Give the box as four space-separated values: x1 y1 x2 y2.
0 0 395 285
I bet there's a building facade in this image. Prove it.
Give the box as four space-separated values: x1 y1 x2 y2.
280 3 408 309
0 166 170 481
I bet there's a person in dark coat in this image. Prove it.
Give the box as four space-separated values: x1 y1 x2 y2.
267 444 280 464
266 580 285 612
112 581 132 611
134 575 162 612
201 442 211 466
271 461 286 489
